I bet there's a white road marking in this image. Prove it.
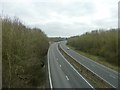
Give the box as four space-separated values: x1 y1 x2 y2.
109 74 117 79
60 65 61 67
92 64 95 67
48 48 53 89
66 45 118 74
57 47 95 89
66 76 69 80
59 45 116 88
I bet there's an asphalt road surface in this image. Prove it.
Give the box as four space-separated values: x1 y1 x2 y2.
59 41 119 88
48 42 94 89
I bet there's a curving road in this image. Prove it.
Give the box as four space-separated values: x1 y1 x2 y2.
48 42 94 89
59 41 119 88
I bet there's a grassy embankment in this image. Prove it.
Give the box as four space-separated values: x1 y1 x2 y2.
58 45 112 88
67 29 119 72
2 17 49 88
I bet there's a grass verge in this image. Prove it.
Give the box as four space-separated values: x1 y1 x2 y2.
58 45 113 88
67 45 119 72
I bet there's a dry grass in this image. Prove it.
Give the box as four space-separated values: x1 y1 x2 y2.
67 29 118 69
68 45 119 72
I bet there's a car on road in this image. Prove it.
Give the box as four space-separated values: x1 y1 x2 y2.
67 47 70 50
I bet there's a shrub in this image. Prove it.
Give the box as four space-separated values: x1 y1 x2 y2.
2 17 49 88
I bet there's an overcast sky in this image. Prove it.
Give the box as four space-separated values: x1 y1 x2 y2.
1 0 119 37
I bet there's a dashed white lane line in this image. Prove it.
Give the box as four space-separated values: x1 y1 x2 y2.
60 65 61 67
109 74 117 79
92 64 95 67
57 45 95 89
66 75 69 80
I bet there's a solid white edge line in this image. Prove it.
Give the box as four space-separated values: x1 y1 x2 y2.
57 45 95 89
48 48 53 89
63 43 118 74
60 44 117 88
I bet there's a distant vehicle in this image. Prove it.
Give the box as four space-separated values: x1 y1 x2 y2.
67 47 70 50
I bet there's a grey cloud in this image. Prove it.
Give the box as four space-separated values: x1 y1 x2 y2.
33 1 95 17
92 18 117 29
1 0 118 37
35 22 94 37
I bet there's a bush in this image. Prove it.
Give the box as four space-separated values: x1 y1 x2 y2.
67 29 118 66
2 17 49 88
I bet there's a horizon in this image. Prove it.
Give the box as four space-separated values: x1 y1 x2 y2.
1 0 119 37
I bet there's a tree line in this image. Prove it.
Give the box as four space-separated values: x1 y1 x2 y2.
2 17 49 88
49 37 66 42
67 29 119 67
